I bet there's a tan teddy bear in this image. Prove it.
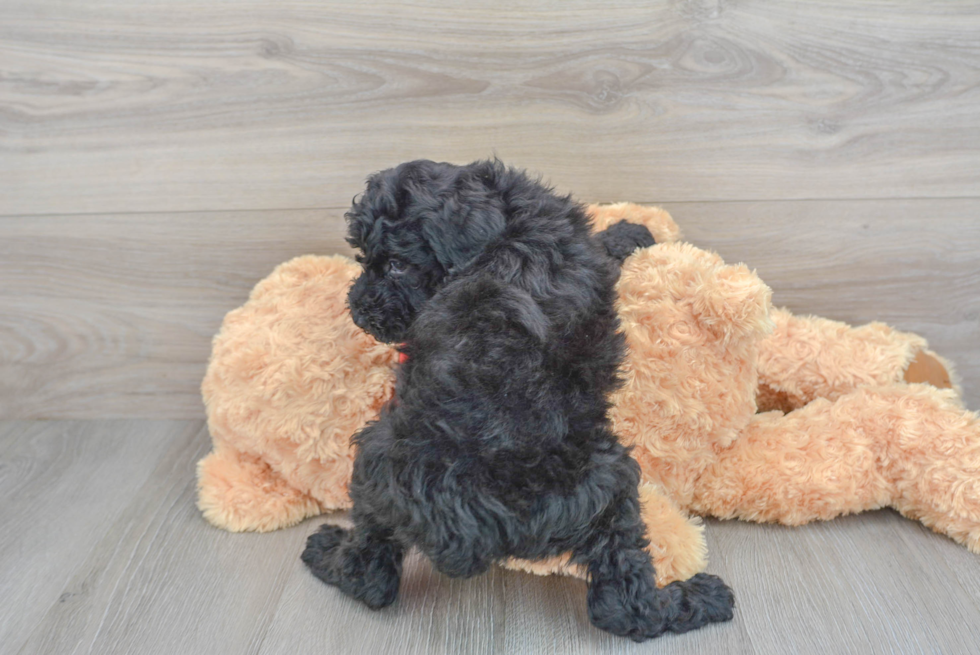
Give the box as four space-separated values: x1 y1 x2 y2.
198 204 980 586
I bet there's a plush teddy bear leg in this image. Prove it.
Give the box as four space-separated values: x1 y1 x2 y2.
689 398 894 526
757 308 958 413
196 447 322 532
638 482 709 586
877 385 980 552
691 384 980 552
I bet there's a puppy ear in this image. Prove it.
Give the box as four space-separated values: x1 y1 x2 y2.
420 182 506 275
422 209 505 274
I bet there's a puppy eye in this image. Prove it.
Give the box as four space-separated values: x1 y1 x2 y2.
386 259 407 276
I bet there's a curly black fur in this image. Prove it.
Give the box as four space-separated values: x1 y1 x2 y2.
302 159 735 641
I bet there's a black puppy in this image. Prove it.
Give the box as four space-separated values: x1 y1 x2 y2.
302 159 734 641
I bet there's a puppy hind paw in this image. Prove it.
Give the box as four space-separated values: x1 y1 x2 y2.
664 572 735 633
588 570 734 641
587 578 667 641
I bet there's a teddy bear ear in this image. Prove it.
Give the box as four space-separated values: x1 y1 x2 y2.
586 203 682 244
618 242 773 348
692 261 775 345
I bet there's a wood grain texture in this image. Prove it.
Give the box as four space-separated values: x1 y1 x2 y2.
259 548 748 655
3 1 979 651
3 420 980 655
12 422 306 655
0 420 202 655
705 512 980 654
2 199 977 419
2 0 980 215
0 210 351 418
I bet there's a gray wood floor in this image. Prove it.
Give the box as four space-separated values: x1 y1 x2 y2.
3 0 980 653
3 420 980 655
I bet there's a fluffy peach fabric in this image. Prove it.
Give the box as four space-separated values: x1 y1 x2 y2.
757 308 961 413
197 203 980 585
612 242 774 508
692 384 980 552
199 255 396 532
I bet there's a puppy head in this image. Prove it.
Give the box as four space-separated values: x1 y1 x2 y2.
345 159 508 343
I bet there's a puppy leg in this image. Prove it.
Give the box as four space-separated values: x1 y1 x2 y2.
425 528 495 580
302 414 410 609
500 484 708 587
301 520 404 610
577 479 734 641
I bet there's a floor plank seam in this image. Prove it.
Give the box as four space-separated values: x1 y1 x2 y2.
3 195 980 220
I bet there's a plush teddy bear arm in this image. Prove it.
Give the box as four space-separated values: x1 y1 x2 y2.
587 203 681 244
636 482 708 586
197 446 322 532
757 308 960 413
199 254 396 531
691 384 980 553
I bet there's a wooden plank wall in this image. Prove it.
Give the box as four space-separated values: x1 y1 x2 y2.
2 0 979 418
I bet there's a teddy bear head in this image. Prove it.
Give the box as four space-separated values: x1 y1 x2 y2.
610 239 774 504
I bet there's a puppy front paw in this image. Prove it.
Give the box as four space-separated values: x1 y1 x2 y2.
301 524 403 610
301 524 347 578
